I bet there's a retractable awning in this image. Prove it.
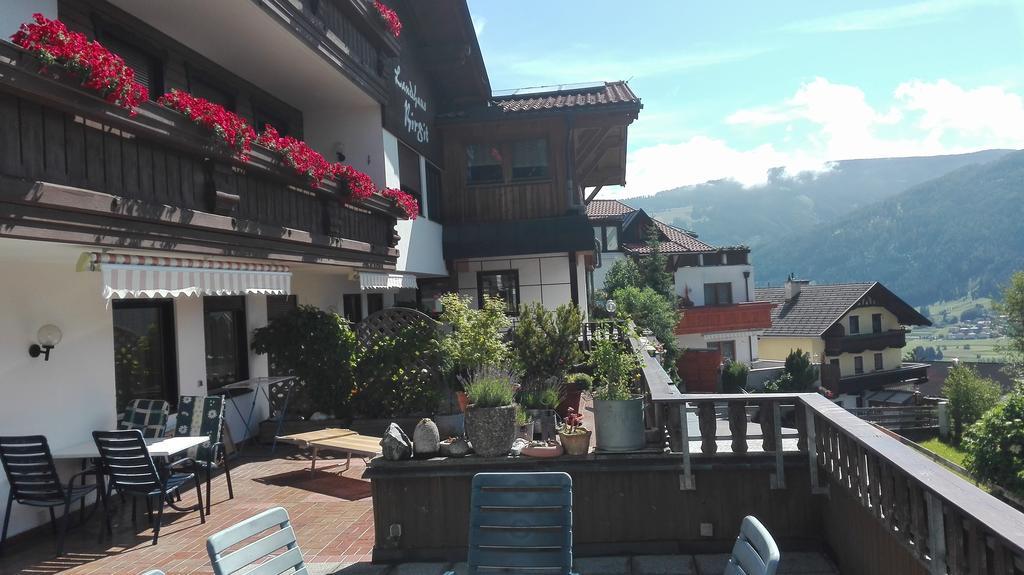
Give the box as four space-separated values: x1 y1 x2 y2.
79 252 291 300
359 271 417 291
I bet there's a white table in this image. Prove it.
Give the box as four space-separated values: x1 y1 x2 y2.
50 435 210 460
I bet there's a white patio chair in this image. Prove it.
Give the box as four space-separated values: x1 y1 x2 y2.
724 516 780 575
206 507 307 575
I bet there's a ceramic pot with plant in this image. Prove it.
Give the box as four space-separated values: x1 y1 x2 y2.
590 339 645 452
557 373 592 418
558 407 591 456
462 367 517 457
515 406 534 440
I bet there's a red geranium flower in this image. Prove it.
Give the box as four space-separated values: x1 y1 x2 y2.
373 0 402 38
333 164 377 202
11 14 148 114
258 125 338 189
380 187 419 220
159 90 255 160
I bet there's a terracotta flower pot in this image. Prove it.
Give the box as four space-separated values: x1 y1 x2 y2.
456 391 469 413
559 430 591 456
556 385 583 418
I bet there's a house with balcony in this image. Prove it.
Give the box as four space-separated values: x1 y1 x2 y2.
756 278 932 406
586 200 774 380
0 0 476 539
437 85 642 316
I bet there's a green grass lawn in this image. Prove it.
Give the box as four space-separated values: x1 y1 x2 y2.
919 438 968 467
904 336 1008 362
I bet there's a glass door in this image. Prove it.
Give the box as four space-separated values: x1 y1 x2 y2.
112 299 178 411
204 296 249 390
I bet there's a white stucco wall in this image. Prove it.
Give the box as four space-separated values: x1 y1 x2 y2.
675 263 754 304
1 0 57 39
591 251 626 293
304 105 386 189
455 252 583 313
383 130 446 277
674 332 757 364
0 240 116 538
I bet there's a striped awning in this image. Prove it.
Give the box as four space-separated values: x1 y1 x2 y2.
80 252 291 300
359 271 417 291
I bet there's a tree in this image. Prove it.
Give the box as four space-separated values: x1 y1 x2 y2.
636 225 674 300
722 361 749 393
784 349 819 391
438 293 511 374
943 363 1002 444
612 285 679 349
602 257 642 296
996 270 1024 379
963 385 1024 498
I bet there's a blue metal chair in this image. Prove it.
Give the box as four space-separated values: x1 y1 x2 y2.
0 435 101 555
206 507 307 575
92 430 205 545
724 516 781 575
467 472 573 575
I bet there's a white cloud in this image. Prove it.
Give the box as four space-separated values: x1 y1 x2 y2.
781 0 1006 33
618 78 1024 198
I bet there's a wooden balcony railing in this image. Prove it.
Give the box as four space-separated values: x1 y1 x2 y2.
675 301 775 335
0 42 401 266
820 362 930 394
640 354 1024 575
824 328 908 356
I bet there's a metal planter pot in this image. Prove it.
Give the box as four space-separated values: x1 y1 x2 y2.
593 396 646 452
464 404 516 457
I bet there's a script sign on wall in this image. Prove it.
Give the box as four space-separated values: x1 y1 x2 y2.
385 41 440 162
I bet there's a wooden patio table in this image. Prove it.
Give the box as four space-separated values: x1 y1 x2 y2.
276 428 382 475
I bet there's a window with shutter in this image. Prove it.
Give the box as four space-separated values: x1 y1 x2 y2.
100 34 163 100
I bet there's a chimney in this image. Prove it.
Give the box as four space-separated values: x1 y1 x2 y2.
784 275 810 301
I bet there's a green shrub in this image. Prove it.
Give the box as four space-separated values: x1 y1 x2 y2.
519 382 561 410
510 303 583 381
565 372 593 392
351 319 443 418
722 361 749 393
251 305 358 418
603 257 642 295
463 368 516 408
439 293 511 374
944 363 1003 443
963 385 1024 498
589 339 641 401
784 349 818 391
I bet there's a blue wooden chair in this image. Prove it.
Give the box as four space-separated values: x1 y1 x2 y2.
467 472 573 575
206 507 307 575
724 516 780 575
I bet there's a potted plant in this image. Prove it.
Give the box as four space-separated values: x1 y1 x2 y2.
515 406 534 441
439 294 511 415
511 303 583 418
589 339 645 452
518 381 560 441
558 407 591 456
557 373 592 418
461 367 517 457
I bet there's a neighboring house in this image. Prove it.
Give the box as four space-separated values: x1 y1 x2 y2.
756 279 932 406
437 84 642 317
586 200 774 373
0 0 482 538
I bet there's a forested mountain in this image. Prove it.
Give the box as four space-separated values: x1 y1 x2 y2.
628 150 1011 248
754 150 1024 305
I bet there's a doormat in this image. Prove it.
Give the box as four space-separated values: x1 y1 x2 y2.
256 469 372 501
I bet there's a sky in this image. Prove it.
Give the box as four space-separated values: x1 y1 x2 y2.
466 0 1024 198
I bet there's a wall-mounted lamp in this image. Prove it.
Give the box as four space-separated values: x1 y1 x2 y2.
28 324 62 361
605 299 617 314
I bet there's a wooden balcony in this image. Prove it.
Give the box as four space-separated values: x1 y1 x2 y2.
821 362 930 395
0 43 402 268
825 329 907 356
366 337 1024 574
674 301 775 335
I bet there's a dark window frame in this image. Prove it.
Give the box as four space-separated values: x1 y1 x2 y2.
203 296 249 390
465 142 505 185
112 298 179 410
874 352 884 371
854 356 864 375
872 313 883 334
95 29 165 101
399 142 425 217
366 293 385 316
510 138 550 182
186 65 237 112
704 282 734 306
465 138 553 186
425 160 442 222
343 293 363 324
477 269 521 315
849 315 861 335
708 340 736 361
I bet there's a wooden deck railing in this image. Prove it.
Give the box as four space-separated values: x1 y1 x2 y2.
848 405 941 431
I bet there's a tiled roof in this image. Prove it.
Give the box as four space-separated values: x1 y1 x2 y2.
586 199 635 219
491 81 640 114
755 283 876 337
624 220 716 254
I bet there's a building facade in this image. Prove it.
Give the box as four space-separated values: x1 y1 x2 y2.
756 279 932 407
586 200 773 381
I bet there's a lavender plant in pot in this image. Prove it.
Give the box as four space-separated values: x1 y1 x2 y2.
462 367 517 457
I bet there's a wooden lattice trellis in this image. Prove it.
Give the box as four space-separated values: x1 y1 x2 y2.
356 307 447 375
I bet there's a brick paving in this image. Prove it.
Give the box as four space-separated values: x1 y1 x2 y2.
0 447 374 575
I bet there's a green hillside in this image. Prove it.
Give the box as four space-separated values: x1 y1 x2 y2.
756 151 1024 305
627 150 1011 248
